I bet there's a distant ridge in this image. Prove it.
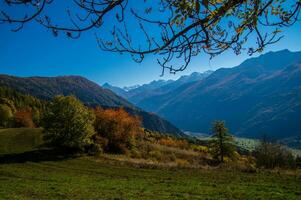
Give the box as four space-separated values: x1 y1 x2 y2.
103 70 214 104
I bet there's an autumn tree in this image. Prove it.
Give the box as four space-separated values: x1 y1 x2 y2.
210 120 235 163
43 96 95 151
1 1 300 74
14 110 35 128
94 107 141 153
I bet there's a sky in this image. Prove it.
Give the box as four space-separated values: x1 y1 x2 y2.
1 2 301 87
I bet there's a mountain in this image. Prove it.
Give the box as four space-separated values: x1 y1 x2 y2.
0 75 133 108
103 70 213 104
123 85 140 92
135 49 301 139
102 83 128 98
0 75 184 137
171 71 214 86
103 79 174 100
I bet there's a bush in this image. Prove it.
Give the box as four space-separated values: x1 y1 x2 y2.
254 140 296 169
175 159 189 167
130 148 142 159
158 137 189 149
149 150 163 161
43 96 95 151
191 145 209 153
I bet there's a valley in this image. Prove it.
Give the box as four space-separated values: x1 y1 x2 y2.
104 50 301 145
1 1 301 199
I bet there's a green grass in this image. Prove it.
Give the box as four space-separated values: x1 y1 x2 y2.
0 156 301 200
0 128 43 155
0 128 300 199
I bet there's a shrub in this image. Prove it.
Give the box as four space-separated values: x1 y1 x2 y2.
130 148 142 159
43 96 95 151
158 137 189 149
175 159 189 167
169 153 177 162
191 145 209 153
149 150 163 161
254 139 296 169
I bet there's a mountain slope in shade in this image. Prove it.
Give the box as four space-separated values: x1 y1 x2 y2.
103 79 174 100
103 70 213 105
138 50 301 139
0 75 184 137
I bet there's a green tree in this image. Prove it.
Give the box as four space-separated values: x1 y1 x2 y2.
0 104 13 127
43 96 95 151
32 108 41 127
0 97 16 113
210 121 235 163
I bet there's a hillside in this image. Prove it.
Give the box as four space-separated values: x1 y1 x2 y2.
0 75 133 108
0 75 184 136
134 50 301 139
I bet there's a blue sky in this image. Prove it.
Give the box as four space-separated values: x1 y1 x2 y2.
1 2 301 87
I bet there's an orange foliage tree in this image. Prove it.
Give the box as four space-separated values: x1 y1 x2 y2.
14 110 35 128
94 107 141 153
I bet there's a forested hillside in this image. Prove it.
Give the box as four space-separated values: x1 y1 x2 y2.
0 77 183 136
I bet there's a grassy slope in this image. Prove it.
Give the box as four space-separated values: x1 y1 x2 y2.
0 157 300 200
0 128 43 155
0 128 301 199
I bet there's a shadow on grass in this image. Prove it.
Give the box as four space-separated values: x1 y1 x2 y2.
0 148 78 164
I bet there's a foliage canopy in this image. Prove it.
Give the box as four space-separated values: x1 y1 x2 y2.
94 107 141 153
43 95 96 150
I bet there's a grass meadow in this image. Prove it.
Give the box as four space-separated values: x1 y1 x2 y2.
0 128 300 200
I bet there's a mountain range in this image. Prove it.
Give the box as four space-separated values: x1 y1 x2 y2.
0 75 184 137
105 50 301 140
103 70 213 104
1 49 300 141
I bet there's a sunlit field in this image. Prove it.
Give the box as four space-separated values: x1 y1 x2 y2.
0 128 300 200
